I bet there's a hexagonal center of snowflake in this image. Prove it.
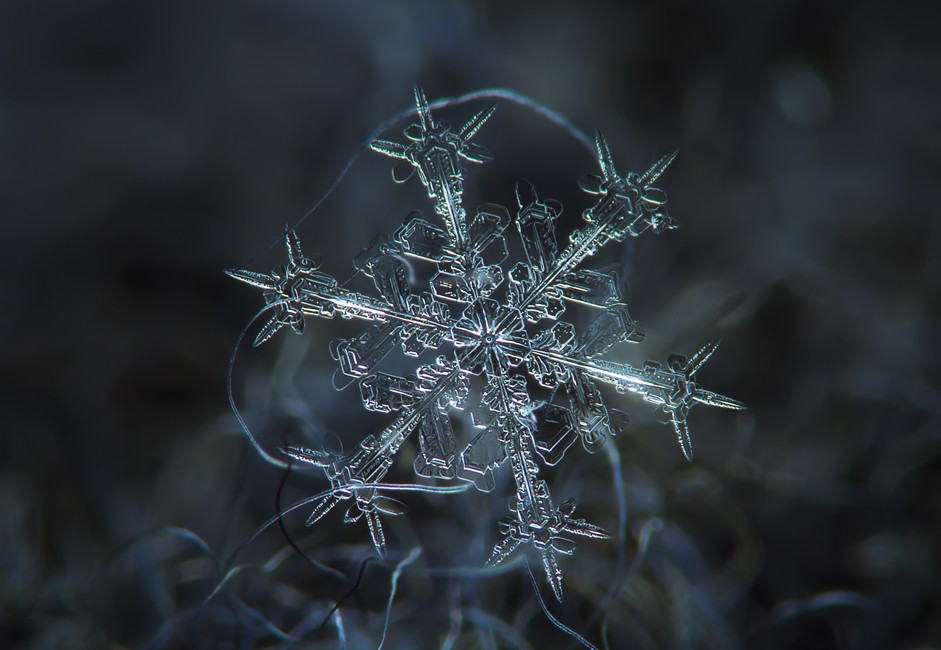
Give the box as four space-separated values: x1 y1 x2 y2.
450 297 529 374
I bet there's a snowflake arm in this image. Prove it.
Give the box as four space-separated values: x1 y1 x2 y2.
525 341 747 460
370 84 495 255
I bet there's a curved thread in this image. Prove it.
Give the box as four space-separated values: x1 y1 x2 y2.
525 559 599 650
318 556 377 631
276 460 348 581
227 298 296 469
223 481 471 573
378 546 422 650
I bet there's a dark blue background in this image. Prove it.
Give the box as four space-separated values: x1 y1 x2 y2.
1 1 938 647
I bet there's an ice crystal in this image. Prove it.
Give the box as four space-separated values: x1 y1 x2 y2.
227 85 745 602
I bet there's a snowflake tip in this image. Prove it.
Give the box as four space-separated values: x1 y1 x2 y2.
486 533 521 568
253 316 284 347
224 268 277 292
672 414 694 462
542 549 564 602
280 445 331 467
306 494 341 527
694 391 748 411
285 227 305 265
640 147 679 189
365 510 388 558
686 338 721 376
370 139 409 160
459 102 496 142
413 83 434 130
594 130 619 182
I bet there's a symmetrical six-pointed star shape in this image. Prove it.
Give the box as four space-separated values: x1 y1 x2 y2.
227 86 745 601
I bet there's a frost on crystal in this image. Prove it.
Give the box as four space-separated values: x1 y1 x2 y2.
227 85 746 601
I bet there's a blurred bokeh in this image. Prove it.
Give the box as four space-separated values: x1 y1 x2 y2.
2 0 939 647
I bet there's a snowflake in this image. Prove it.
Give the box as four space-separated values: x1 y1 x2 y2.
227 86 745 602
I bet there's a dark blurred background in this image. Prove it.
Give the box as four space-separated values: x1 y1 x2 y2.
2 0 939 648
